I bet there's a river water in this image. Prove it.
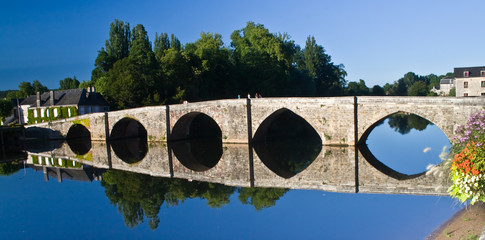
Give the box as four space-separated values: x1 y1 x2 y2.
0 113 464 239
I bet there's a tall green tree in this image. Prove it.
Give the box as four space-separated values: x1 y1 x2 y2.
230 22 296 96
59 76 80 90
17 82 34 98
299 36 346 96
92 19 131 83
32 80 48 94
184 32 233 100
0 99 13 124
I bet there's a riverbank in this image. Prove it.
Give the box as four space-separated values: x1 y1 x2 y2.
427 202 485 239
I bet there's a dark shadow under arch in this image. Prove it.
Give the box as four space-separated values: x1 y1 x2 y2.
109 118 148 164
66 124 91 155
171 112 222 171
252 108 322 179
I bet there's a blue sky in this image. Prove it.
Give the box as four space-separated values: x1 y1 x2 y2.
1 0 485 91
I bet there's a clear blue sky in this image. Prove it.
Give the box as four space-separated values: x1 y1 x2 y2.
1 0 485 91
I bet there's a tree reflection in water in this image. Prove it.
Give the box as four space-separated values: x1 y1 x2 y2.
101 170 288 229
385 113 431 134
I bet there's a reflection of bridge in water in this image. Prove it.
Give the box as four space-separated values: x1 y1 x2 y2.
26 141 450 196
24 96 485 195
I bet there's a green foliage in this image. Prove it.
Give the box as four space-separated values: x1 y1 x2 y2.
407 81 428 96
33 80 48 94
449 87 456 97
371 85 385 96
59 76 80 90
300 36 346 96
448 111 485 204
101 169 236 229
238 187 288 211
17 80 48 98
0 99 13 123
0 161 21 176
79 80 94 89
387 113 431 135
346 79 369 96
100 169 290 229
32 156 82 168
27 106 78 124
18 81 35 98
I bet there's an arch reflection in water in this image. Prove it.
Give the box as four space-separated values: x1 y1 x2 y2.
252 108 322 179
360 112 450 179
110 118 148 164
66 124 92 155
171 112 222 171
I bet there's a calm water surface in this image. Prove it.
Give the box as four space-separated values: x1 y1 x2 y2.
0 114 463 239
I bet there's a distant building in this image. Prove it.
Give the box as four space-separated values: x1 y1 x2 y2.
19 87 110 124
454 66 485 97
432 76 455 96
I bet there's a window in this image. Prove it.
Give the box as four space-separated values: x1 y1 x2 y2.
481 70 485 77
481 93 485 96
464 71 469 77
464 81 468 88
464 93 469 96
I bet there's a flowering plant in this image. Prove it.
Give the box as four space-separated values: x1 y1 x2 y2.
448 111 485 204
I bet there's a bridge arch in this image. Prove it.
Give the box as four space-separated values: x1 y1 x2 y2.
109 117 148 164
252 108 322 178
66 124 91 155
357 98 456 144
171 112 222 171
358 111 447 144
110 117 148 140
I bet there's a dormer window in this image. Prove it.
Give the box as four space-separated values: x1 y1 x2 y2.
481 70 485 77
464 71 469 77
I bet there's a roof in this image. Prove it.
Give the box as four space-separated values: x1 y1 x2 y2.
20 89 110 108
440 77 454 85
454 66 485 78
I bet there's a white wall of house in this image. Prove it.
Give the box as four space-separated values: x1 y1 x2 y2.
456 77 485 97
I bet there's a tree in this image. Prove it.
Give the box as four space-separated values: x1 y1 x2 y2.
346 79 369 96
0 162 20 175
32 80 48 94
407 81 428 96
299 36 346 96
59 76 80 90
230 22 296 96
184 32 233 100
371 85 385 96
238 187 288 210
17 82 34 98
0 99 13 124
92 19 131 83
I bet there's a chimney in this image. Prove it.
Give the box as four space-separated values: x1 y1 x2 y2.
50 91 55 106
36 92 41 108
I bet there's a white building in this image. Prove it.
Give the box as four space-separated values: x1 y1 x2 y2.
454 66 485 97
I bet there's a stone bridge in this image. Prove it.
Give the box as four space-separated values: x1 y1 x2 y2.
23 96 485 195
26 96 485 145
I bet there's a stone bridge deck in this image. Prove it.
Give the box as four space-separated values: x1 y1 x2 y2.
26 96 485 145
